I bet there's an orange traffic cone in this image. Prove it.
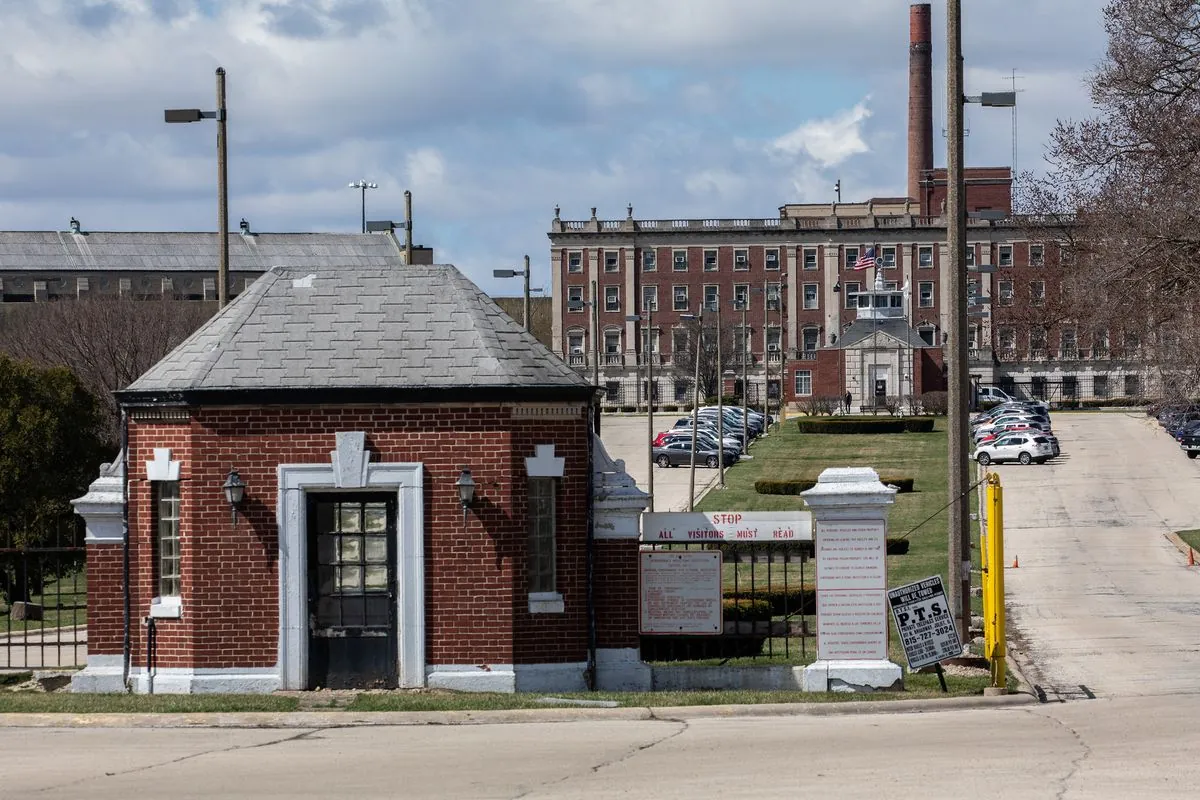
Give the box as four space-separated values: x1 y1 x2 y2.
1189 549 1196 568
1011 555 1020 569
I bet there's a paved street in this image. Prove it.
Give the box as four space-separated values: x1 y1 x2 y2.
598 414 726 512
4 694 1200 798
992 412 1200 697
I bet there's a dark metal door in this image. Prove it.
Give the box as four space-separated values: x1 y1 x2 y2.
307 494 397 689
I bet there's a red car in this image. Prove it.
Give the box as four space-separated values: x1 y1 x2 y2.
653 431 673 447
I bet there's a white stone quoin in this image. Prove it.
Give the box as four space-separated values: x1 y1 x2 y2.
800 467 903 693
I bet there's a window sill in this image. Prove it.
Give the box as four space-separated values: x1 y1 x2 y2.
528 592 565 614
149 597 182 619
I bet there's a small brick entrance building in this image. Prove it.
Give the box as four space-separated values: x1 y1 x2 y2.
72 264 648 693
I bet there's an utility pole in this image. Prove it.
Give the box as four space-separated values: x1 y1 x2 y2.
716 299 725 488
740 298 750 452
215 68 229 308
947 0 972 645
523 254 531 332
687 305 704 511
645 302 655 512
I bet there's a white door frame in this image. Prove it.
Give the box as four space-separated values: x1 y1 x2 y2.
277 462 425 690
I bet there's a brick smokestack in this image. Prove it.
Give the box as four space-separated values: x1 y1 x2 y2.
907 3 933 202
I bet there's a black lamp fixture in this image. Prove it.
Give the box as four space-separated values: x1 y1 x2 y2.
455 467 476 523
833 281 842 293
222 469 246 525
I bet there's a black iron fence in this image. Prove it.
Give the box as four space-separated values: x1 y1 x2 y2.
640 541 814 664
1 518 87 671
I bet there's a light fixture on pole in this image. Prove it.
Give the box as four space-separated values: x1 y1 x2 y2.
946 0 1016 645
566 282 602 434
627 300 657 512
349 180 379 234
164 67 230 308
493 255 537 331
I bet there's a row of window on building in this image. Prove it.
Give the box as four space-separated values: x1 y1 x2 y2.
0 275 253 302
565 243 1054 274
564 280 940 315
994 327 1135 361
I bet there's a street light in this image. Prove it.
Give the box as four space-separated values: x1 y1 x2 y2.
567 280 601 433
734 287 765 454
947 0 1016 644
627 301 657 512
165 67 229 308
349 180 379 234
494 255 535 331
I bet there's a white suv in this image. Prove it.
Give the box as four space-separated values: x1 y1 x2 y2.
974 434 1054 466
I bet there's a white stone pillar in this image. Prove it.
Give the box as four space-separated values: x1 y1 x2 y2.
801 467 902 692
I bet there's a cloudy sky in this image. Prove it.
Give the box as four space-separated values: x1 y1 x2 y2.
0 0 1107 295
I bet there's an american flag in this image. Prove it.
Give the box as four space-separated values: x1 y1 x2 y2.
852 247 877 271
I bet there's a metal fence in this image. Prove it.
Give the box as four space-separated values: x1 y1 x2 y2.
0 518 87 671
640 541 814 664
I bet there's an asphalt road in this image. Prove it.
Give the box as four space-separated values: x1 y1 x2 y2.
598 414 724 512
993 411 1200 697
4 694 1200 798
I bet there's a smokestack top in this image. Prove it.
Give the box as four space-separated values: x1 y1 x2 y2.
910 3 931 46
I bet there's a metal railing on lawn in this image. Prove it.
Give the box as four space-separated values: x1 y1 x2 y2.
640 541 814 664
1 517 87 671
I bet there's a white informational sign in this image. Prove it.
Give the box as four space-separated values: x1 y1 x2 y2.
815 520 888 660
887 575 963 670
641 512 812 543
639 551 723 635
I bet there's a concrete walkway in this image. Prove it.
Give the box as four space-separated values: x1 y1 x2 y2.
598 414 723 511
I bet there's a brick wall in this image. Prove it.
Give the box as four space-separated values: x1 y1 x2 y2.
108 402 608 672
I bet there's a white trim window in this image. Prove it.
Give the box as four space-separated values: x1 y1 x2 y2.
703 284 719 311
603 251 619 273
642 285 658 313
642 249 657 271
1029 243 1044 266
733 283 750 309
568 251 583 273
965 246 976 266
803 248 818 270
766 282 781 310
844 281 860 309
803 283 819 310
766 248 781 271
703 249 719 272
918 281 934 308
880 246 897 269
604 285 620 312
997 280 1014 306
918 245 934 268
672 249 688 271
844 247 859 271
567 285 584 311
794 370 813 397
673 285 689 311
999 244 1013 267
155 481 181 598
734 249 749 271
1030 280 1045 307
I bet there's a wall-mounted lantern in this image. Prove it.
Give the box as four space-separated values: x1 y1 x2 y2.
455 467 476 523
222 469 246 525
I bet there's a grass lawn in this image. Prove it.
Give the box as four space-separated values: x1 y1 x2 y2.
0 568 88 634
0 692 300 714
1177 529 1200 554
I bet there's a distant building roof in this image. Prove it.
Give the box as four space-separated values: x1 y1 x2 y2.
837 318 933 349
0 230 405 273
120 265 591 403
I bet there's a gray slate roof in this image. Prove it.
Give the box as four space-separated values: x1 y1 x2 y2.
0 231 403 272
837 319 933 349
124 265 591 393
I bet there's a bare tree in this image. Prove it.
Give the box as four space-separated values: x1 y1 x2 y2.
1018 0 1200 399
670 316 740 401
0 298 216 442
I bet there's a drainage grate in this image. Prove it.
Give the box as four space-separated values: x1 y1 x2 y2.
1033 684 1096 703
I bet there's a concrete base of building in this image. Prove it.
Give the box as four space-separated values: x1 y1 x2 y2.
802 659 904 693
71 656 282 694
596 648 652 691
651 665 805 691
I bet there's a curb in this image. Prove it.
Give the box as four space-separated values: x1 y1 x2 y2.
0 693 1038 729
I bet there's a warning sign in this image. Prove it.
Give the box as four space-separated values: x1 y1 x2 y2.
639 551 722 635
887 575 962 670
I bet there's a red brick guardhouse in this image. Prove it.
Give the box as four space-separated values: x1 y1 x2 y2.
71 264 649 693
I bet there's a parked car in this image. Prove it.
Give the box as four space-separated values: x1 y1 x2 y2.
973 433 1055 466
1173 419 1200 442
657 429 741 452
652 440 740 468
671 417 746 445
974 421 1050 443
977 386 1015 404
1181 428 1200 459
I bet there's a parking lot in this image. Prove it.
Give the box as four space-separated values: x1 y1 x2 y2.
598 414 723 512
994 411 1200 696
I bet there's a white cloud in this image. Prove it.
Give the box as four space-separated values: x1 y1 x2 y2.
770 101 873 168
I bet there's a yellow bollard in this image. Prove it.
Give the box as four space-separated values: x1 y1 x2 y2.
986 472 1006 690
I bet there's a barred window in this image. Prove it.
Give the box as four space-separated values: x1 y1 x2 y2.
528 478 556 594
156 481 181 598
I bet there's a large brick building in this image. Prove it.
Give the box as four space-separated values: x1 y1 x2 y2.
71 264 649 693
546 4 1147 410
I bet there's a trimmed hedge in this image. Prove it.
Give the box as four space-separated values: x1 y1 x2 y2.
725 588 814 617
754 476 915 495
722 597 773 621
796 416 935 434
